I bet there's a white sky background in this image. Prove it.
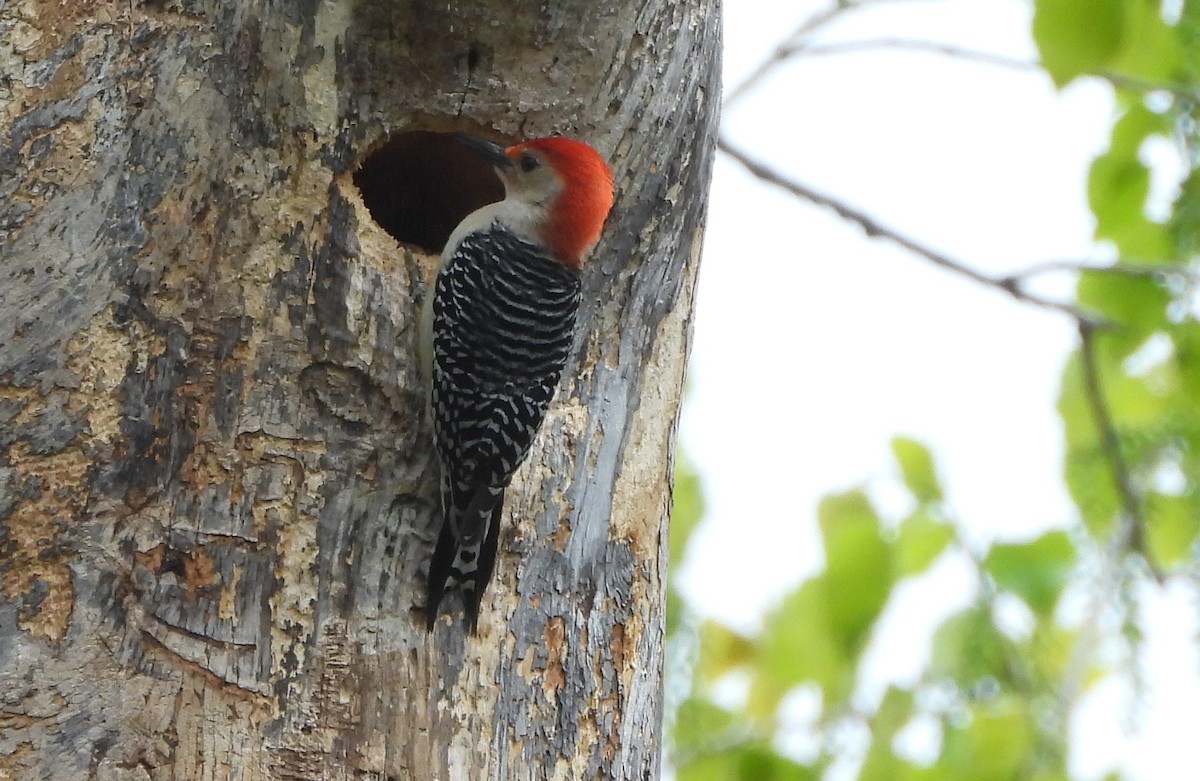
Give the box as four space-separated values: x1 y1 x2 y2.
675 0 1200 779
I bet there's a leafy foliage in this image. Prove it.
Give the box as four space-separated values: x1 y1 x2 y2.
669 444 1078 780
668 0 1200 778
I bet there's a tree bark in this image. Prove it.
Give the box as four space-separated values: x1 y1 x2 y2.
0 2 718 779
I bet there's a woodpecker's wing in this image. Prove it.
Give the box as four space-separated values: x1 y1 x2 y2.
424 228 580 630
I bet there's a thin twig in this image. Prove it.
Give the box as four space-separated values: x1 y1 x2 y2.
1099 71 1200 101
788 39 1041 71
1076 322 1157 577
724 0 924 109
718 137 1102 323
723 6 844 109
1002 259 1187 281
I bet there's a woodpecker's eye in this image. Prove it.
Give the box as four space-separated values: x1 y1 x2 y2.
518 152 540 173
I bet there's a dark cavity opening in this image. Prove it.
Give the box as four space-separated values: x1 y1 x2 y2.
353 130 506 254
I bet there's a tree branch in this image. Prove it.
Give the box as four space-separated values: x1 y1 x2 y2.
717 137 1101 323
1001 259 1185 282
1077 321 1156 574
786 39 1040 71
1099 70 1200 101
724 0 928 109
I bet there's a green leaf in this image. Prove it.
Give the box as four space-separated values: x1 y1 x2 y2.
751 579 848 711
671 457 706 566
985 531 1076 616
732 746 819 781
1087 104 1174 258
1033 0 1125 85
1062 445 1121 537
1059 353 1121 536
666 587 686 637
1145 492 1200 567
666 459 706 636
1182 0 1200 81
892 437 942 503
895 510 955 577
873 686 916 743
677 744 818 781
931 607 1008 685
819 491 894 652
1026 773 1071 781
697 620 756 683
1110 0 1183 83
838 688 919 781
1027 621 1078 684
672 696 735 758
1170 168 1200 258
860 746 928 781
1076 270 1170 335
941 698 1037 781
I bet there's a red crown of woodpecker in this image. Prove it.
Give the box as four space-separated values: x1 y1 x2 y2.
509 137 614 267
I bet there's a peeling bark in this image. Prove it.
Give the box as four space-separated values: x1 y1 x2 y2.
0 2 718 779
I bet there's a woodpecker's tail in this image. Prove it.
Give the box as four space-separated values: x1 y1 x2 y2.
424 486 505 632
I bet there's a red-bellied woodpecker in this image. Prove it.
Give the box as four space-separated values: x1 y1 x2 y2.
419 134 614 632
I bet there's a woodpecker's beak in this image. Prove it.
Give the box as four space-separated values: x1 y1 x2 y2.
452 133 514 171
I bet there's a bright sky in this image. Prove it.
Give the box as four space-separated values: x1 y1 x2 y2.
676 1 1200 779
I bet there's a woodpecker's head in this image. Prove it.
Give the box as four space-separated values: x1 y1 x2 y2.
455 134 614 268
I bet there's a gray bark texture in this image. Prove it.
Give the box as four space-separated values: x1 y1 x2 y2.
0 2 718 779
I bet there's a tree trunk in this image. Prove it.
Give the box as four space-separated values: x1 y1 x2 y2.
0 2 718 779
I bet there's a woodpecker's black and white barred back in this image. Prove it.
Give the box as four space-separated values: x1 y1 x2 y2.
425 228 581 630
420 134 613 632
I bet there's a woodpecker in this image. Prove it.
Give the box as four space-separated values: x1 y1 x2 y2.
420 134 614 632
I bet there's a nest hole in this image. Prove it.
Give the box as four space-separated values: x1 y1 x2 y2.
353 130 506 255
